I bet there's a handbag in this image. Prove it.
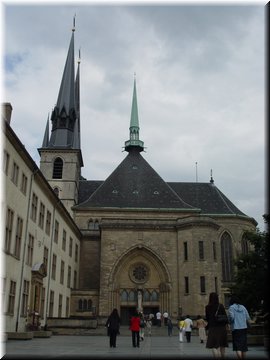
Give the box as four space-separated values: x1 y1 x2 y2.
215 304 228 324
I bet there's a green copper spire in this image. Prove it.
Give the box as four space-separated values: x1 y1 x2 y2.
125 75 144 152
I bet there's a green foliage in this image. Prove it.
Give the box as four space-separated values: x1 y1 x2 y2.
230 214 269 315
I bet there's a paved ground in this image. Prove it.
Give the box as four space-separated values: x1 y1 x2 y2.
2 333 269 359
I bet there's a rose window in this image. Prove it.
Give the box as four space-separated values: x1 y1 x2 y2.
129 263 149 284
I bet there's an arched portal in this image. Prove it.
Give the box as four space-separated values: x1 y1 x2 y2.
108 245 172 324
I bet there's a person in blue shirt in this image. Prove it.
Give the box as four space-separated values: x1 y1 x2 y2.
228 295 251 359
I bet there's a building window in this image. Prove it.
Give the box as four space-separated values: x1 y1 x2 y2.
143 290 150 301
43 246 49 272
53 157 63 179
8 280 16 314
60 261 65 285
184 277 189 294
151 290 159 301
51 254 57 280
45 210 51 235
5 208 14 253
49 290 54 317
26 233 34 266
184 242 188 261
11 161 19 185
121 290 128 301
213 242 217 261
3 150 10 175
40 287 46 319
21 280 29 317
241 234 249 255
198 241 204 260
38 202 45 229
53 187 59 197
67 266 71 288
75 244 78 262
30 193 38 222
73 270 77 289
66 297 70 317
69 237 73 257
200 276 206 293
14 216 23 258
54 220 59 243
62 230 66 251
221 232 233 282
58 294 63 317
20 173 28 195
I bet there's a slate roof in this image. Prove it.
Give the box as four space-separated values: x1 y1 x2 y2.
76 149 197 211
76 150 248 217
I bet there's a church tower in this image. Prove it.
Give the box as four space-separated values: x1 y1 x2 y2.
38 22 83 217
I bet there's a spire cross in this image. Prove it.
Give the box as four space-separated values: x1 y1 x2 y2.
72 14 76 32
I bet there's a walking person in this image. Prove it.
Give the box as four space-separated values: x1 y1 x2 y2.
139 312 145 341
228 295 251 359
163 311 169 325
145 316 152 336
167 317 173 336
178 316 185 342
205 292 228 358
196 315 207 343
105 308 121 348
184 315 193 343
129 311 141 348
156 311 162 327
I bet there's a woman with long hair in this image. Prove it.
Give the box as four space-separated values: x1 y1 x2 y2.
205 292 228 358
105 308 121 348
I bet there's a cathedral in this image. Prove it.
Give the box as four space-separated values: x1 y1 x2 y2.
3 25 257 332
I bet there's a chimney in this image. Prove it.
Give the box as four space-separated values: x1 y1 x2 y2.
2 103 13 124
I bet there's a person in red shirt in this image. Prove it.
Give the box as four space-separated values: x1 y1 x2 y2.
129 311 141 347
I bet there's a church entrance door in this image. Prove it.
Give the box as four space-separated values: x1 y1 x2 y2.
120 306 136 325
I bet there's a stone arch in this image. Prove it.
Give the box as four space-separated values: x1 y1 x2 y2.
108 244 172 322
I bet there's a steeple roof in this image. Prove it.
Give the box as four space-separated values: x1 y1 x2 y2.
39 24 82 158
75 149 198 211
124 77 144 152
56 31 75 114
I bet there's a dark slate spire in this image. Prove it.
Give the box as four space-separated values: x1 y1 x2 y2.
124 75 144 152
42 114 49 148
75 49 81 148
46 23 78 149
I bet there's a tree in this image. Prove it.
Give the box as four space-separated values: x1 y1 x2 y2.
230 214 269 315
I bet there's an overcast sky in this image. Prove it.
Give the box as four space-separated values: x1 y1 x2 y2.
1 1 266 230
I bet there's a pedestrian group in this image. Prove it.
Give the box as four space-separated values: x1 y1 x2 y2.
105 292 251 358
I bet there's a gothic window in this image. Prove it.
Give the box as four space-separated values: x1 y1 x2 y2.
143 290 150 301
121 290 128 301
88 219 94 230
129 290 136 302
241 234 249 255
53 158 63 179
151 290 158 302
94 220 99 230
83 299 87 310
87 299 92 310
78 299 83 310
221 232 233 282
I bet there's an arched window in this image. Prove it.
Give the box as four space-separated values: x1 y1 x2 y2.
241 234 249 255
78 299 83 310
121 290 128 301
83 299 87 310
88 219 94 230
53 157 63 179
129 290 136 302
143 290 150 301
53 187 59 197
151 290 159 302
94 220 99 230
221 232 233 282
87 299 92 310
